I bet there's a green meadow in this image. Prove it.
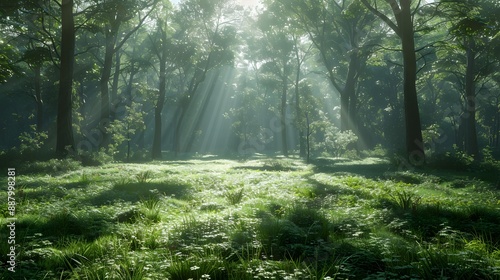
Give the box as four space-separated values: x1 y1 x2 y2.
1 156 500 279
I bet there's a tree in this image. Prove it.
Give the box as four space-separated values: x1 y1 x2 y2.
0 0 61 133
55 0 76 155
90 0 157 149
283 0 379 138
149 1 174 160
255 5 296 157
361 0 425 165
437 0 500 158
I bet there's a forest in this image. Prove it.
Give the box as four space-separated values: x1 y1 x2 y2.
1 0 500 279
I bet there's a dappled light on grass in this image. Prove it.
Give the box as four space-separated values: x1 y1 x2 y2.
1 157 499 279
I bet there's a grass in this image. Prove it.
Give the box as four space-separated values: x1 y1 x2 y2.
0 157 499 279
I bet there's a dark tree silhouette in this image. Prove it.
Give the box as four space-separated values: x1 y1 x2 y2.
361 0 425 165
56 0 75 155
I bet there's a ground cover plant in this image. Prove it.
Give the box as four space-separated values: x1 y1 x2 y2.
1 156 500 279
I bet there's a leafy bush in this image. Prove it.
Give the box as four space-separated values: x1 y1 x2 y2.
18 125 49 155
21 158 81 174
428 145 474 171
73 150 113 166
285 205 330 242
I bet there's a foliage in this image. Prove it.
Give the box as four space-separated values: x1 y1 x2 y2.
73 150 113 167
310 118 358 158
106 103 145 159
21 158 82 174
429 145 475 171
135 170 153 183
18 125 49 155
224 188 245 205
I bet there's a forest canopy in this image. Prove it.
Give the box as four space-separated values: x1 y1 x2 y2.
1 0 500 165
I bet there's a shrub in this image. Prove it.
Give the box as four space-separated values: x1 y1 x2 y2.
21 158 81 174
285 205 330 242
224 188 245 205
73 150 113 166
428 146 474 171
18 125 49 155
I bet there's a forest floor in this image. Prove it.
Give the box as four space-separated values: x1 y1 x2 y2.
1 156 500 279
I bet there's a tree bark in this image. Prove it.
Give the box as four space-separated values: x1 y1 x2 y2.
152 28 168 160
463 37 479 158
362 0 425 165
281 64 288 157
34 65 43 132
344 50 360 133
99 28 117 149
56 0 75 155
295 60 306 158
110 50 121 121
395 0 425 165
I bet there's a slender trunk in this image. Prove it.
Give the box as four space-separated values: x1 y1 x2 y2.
340 92 350 132
495 101 500 148
306 113 311 163
343 51 359 133
295 62 305 158
34 65 43 132
396 0 425 165
495 110 499 148
110 50 121 121
99 29 117 149
125 59 137 107
464 38 479 158
174 104 186 156
281 68 288 157
56 0 75 155
152 29 167 160
127 122 131 161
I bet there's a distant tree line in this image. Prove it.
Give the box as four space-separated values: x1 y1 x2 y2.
0 0 499 164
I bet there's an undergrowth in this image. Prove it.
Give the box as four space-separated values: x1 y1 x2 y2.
0 157 499 279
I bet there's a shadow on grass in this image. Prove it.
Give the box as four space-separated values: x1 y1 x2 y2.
86 181 191 206
375 196 500 244
232 165 299 172
232 158 303 172
2 210 112 244
311 158 394 179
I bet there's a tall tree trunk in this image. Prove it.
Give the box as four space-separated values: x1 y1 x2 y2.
110 50 121 121
306 113 311 163
362 0 425 165
464 38 479 158
56 0 75 155
281 67 288 157
152 28 167 160
295 62 306 158
34 65 43 132
396 0 425 165
344 50 359 133
99 29 117 150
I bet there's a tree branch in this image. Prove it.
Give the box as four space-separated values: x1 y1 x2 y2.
360 0 400 36
114 0 159 53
